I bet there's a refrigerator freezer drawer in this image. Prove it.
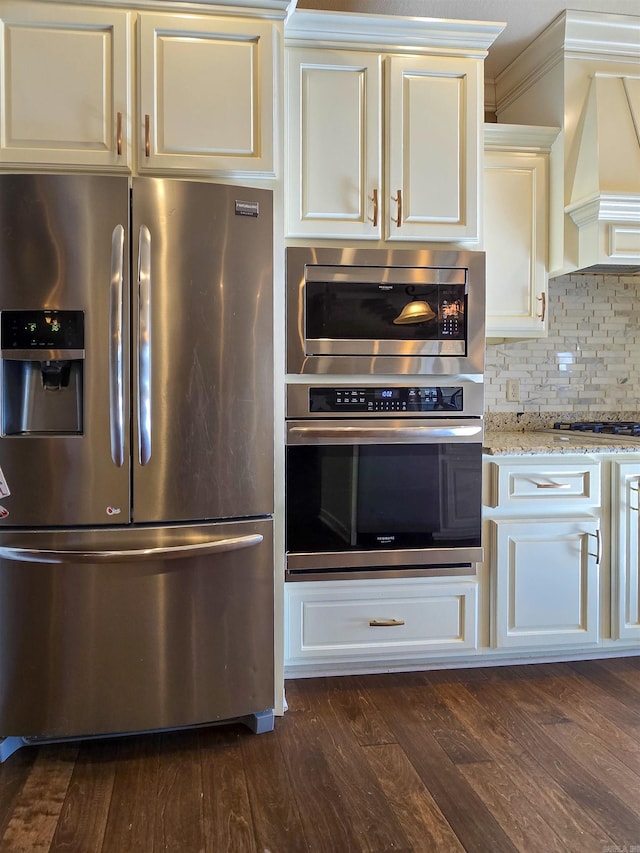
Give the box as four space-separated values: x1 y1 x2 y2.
0 518 274 738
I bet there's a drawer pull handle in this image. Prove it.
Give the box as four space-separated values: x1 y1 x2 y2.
369 618 405 627
630 482 639 512
536 482 571 489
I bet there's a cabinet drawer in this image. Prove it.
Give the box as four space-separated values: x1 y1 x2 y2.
487 459 600 509
286 579 477 664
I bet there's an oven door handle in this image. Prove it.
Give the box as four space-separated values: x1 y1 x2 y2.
287 424 482 441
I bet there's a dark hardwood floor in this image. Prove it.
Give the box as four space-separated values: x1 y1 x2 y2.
1 657 640 852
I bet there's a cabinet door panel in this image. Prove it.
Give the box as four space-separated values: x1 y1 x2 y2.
0 3 129 169
387 55 479 241
491 517 599 648
485 151 548 336
139 13 274 176
286 49 381 238
612 461 640 640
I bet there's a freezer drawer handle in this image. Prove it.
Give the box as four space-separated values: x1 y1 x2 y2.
137 225 152 466
0 533 264 564
110 224 126 467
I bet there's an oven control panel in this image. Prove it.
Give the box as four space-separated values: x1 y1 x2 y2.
308 386 464 413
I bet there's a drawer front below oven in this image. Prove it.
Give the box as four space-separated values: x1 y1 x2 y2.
286 578 478 665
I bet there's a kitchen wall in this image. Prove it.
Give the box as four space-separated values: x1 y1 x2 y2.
485 272 640 416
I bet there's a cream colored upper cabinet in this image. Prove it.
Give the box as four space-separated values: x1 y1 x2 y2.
286 48 382 239
0 2 130 170
286 49 480 242
386 55 480 242
484 125 559 339
138 12 275 177
284 11 503 243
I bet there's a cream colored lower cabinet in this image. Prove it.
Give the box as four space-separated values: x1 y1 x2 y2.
285 577 478 671
489 516 600 648
611 459 640 641
485 455 602 651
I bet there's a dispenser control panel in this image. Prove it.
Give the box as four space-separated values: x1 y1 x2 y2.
308 386 464 413
1 310 84 350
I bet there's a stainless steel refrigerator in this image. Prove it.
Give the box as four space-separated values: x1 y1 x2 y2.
0 174 274 756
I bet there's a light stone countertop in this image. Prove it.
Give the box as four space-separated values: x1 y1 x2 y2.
483 429 640 456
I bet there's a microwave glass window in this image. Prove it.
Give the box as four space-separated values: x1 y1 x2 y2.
305 282 466 341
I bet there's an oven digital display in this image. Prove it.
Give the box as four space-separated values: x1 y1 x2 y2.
309 386 464 413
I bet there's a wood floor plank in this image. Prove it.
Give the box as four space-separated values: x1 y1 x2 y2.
433 680 618 851
199 725 257 853
48 739 118 853
568 658 640 709
297 675 397 747
100 733 161 853
358 672 520 853
0 744 78 853
282 677 413 852
153 729 205 853
363 743 464 852
0 745 37 845
465 673 640 847
538 717 640 813
516 668 640 776
240 721 310 853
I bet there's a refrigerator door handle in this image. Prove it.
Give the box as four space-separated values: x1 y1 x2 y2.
109 224 125 467
0 533 264 564
137 224 152 466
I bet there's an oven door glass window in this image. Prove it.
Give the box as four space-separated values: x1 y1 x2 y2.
286 442 481 552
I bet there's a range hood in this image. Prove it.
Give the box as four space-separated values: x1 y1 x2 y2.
565 73 640 274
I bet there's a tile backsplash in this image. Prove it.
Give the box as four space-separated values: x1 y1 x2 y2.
485 272 640 414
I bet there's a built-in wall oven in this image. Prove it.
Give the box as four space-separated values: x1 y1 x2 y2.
285 246 485 581
286 381 484 580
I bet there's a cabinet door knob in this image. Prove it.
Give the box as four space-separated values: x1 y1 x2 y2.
369 618 405 627
116 111 123 156
369 188 379 227
537 292 546 322
144 114 150 158
392 189 402 227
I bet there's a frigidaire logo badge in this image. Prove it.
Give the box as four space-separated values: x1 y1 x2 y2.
376 535 396 544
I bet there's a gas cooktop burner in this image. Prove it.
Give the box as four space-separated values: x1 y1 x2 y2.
554 421 640 437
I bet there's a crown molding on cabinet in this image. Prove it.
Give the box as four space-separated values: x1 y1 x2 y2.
496 11 640 115
20 0 291 19
284 9 505 58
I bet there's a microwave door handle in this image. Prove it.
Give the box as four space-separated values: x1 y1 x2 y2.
288 425 483 440
109 224 125 467
137 225 152 466
0 534 264 564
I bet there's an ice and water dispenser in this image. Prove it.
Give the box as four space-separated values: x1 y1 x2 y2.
1 310 85 435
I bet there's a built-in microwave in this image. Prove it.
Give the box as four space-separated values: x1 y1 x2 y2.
286 247 485 376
